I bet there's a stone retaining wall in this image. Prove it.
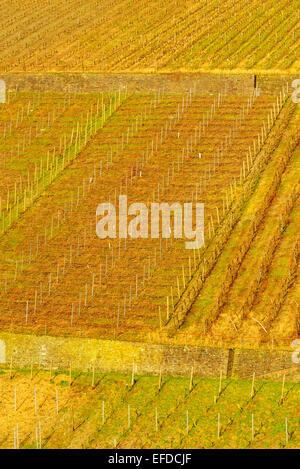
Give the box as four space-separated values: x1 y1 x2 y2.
0 332 297 380
0 72 298 95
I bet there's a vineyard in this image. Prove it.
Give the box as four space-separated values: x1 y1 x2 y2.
0 84 298 350
0 0 299 452
0 0 299 73
0 367 299 449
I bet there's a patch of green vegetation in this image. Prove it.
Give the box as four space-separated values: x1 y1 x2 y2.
59 380 69 388
0 366 298 449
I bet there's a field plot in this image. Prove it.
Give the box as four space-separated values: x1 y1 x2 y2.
0 89 127 235
0 0 298 73
0 85 298 350
183 104 300 348
0 367 298 449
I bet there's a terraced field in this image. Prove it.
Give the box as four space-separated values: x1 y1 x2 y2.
181 101 300 348
0 367 299 449
0 88 126 235
0 0 299 73
0 84 298 351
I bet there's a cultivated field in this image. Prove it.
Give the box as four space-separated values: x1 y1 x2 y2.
0 89 125 218
0 367 299 449
0 86 298 350
0 0 299 73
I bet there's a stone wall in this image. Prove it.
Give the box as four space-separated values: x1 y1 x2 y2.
0 331 228 377
1 72 298 95
257 74 299 96
231 348 294 379
0 72 253 95
0 331 297 380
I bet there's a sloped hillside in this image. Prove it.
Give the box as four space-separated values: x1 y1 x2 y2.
0 0 298 73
